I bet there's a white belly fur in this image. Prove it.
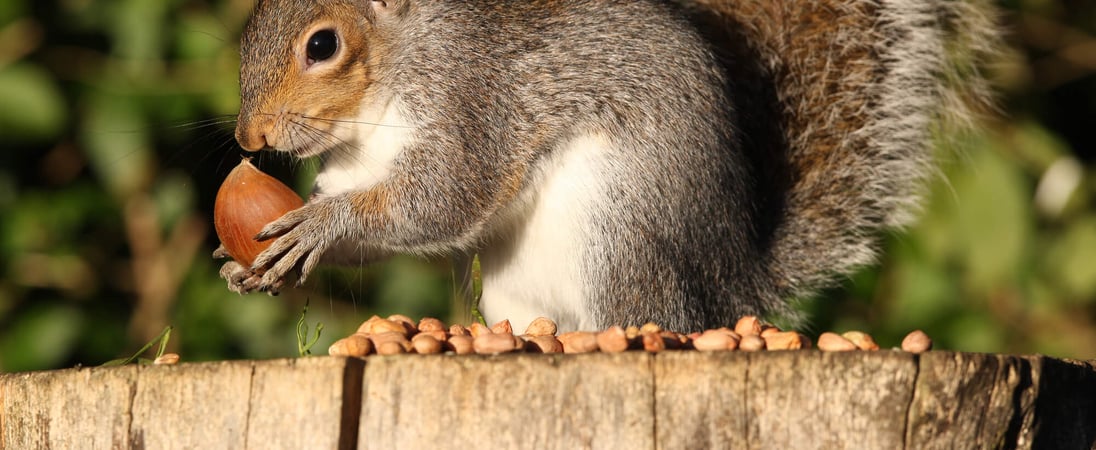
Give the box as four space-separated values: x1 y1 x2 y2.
478 133 610 333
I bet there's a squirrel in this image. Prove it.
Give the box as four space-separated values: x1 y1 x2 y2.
216 0 997 333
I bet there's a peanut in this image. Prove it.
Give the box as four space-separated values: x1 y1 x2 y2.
596 326 630 353
642 332 667 352
419 329 448 342
370 331 411 353
524 335 564 353
446 335 474 355
734 316 763 336
411 333 443 354
693 329 740 351
490 319 513 335
388 313 415 327
817 332 858 352
558 331 600 353
739 334 766 352
376 340 408 356
468 322 492 338
474 332 521 354
842 331 880 351
524 317 558 337
418 317 446 333
764 331 807 351
347 333 375 357
356 315 383 334
153 353 180 365
368 319 410 337
901 330 933 353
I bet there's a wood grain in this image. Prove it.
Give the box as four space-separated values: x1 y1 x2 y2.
2 352 1094 449
359 352 655 450
746 351 918 449
653 351 748 449
0 364 137 449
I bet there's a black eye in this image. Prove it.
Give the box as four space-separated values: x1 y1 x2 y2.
306 29 338 63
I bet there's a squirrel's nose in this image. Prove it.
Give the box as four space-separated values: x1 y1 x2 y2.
236 114 271 152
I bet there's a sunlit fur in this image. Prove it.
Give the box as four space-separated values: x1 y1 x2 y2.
230 0 998 332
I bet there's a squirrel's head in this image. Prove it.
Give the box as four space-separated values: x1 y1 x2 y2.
236 0 406 156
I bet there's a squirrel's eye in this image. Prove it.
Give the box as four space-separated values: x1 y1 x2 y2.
306 29 338 63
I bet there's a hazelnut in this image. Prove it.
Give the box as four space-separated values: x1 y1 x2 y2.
213 158 304 267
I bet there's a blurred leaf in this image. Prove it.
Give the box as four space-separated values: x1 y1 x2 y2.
172 262 238 360
0 304 83 372
221 292 289 358
2 184 116 252
0 1 26 26
885 237 961 328
0 172 17 209
374 257 451 320
951 137 1033 292
110 0 172 76
0 62 67 141
81 92 153 199
943 312 1008 354
175 12 231 60
1010 121 1072 171
1043 215 1096 300
152 170 197 231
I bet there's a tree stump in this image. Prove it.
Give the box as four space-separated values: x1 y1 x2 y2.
1 352 1093 449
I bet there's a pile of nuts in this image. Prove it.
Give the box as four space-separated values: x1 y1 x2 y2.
327 315 934 357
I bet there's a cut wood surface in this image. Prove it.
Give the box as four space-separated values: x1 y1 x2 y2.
1 352 1093 450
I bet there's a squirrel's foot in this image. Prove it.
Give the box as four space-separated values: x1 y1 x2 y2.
217 260 275 294
251 198 344 291
215 244 282 295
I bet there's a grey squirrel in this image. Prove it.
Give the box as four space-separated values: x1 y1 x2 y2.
217 0 997 332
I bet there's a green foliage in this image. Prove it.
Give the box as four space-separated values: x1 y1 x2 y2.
1 0 1094 372
100 325 172 366
295 300 323 357
0 63 66 141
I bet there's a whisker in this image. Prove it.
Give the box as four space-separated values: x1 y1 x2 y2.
301 115 414 129
156 113 240 164
288 119 394 184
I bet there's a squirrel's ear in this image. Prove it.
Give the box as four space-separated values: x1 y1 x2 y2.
368 0 407 19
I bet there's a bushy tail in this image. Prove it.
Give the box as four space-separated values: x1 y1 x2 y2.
681 0 1000 309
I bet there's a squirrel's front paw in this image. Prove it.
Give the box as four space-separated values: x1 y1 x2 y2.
214 245 283 295
218 260 263 294
250 199 345 291
215 243 261 294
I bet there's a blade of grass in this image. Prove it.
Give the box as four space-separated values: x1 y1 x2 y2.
100 325 173 366
296 298 324 356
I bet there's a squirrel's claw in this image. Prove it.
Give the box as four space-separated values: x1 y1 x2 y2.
219 260 262 294
250 200 338 291
254 210 305 242
212 244 231 259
